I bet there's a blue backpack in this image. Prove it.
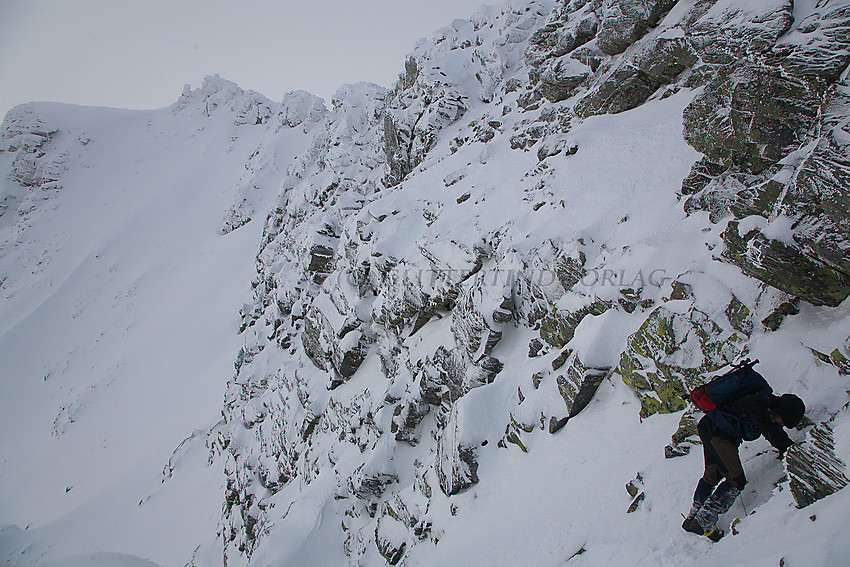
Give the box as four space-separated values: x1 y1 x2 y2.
687 359 772 440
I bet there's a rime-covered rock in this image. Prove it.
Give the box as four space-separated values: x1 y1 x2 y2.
174 74 277 125
210 1 850 564
556 354 609 417
685 0 794 64
779 0 850 82
786 417 849 508
435 406 480 496
1 107 60 188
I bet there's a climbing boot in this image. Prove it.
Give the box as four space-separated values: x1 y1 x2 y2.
682 517 724 542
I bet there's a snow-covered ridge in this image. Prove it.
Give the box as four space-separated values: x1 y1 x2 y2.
2 1 850 566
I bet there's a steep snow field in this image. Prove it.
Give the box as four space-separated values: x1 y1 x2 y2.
0 92 313 565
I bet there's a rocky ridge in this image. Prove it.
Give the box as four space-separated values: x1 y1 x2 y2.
194 1 850 565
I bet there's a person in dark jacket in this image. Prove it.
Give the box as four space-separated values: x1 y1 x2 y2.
682 392 806 541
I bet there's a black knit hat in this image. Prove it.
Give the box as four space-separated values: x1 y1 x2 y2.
774 394 806 428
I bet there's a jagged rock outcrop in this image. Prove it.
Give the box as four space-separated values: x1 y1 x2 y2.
0 105 68 221
174 74 277 125
526 1 599 102
221 91 328 235
686 0 794 64
617 303 745 418
679 0 850 307
682 61 821 175
786 411 850 508
556 353 610 417
578 29 696 116
214 1 850 564
596 0 677 55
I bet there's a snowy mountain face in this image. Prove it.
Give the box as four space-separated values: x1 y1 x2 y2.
3 1 850 566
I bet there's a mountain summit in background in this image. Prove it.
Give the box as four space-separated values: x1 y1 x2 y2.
2 1 850 566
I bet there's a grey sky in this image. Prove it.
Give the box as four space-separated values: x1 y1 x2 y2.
0 0 496 118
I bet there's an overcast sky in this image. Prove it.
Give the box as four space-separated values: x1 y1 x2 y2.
0 0 497 119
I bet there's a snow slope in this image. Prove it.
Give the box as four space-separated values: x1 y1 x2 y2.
0 80 321 566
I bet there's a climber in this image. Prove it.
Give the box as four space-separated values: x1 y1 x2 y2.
681 364 806 542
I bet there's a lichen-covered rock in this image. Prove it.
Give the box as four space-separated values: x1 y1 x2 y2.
722 220 850 307
626 471 647 512
212 0 850 563
596 0 678 55
682 61 822 174
540 297 612 348
829 349 850 376
786 419 849 508
685 73 850 307
760 299 800 331
666 409 700 458
627 491 646 513
618 304 744 418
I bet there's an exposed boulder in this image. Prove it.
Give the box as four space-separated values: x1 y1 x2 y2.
540 297 613 349
617 304 744 418
596 0 678 55
556 354 610 417
721 220 850 308
682 61 822 175
576 29 697 116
